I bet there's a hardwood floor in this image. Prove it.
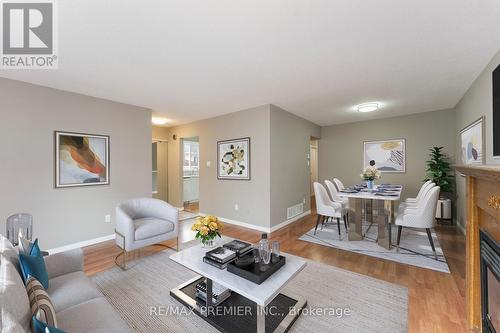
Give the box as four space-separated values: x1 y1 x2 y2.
83 210 467 332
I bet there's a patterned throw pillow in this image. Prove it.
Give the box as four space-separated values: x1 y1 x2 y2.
25 276 58 330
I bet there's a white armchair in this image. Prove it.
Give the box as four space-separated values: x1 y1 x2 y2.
313 182 347 239
395 186 440 259
115 198 179 269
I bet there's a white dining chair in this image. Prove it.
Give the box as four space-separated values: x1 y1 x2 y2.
325 179 349 207
313 182 347 239
333 178 345 192
395 186 440 259
398 181 435 212
406 180 434 204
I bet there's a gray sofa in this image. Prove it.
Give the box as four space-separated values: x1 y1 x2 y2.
0 234 130 333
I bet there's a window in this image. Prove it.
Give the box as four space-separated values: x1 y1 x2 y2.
183 141 199 177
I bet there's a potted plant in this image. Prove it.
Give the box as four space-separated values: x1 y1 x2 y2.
191 215 223 248
360 165 381 190
424 146 454 196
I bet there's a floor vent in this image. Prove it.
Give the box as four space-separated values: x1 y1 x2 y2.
287 203 304 220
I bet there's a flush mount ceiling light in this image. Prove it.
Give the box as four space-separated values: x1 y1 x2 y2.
152 117 168 125
357 103 379 113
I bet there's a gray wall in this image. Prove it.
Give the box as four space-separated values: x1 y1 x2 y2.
0 78 152 249
270 105 321 227
455 50 500 230
162 105 271 228
319 109 457 200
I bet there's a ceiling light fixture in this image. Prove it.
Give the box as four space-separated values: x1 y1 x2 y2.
357 103 379 113
152 117 168 125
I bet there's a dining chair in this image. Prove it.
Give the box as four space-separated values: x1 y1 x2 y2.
313 182 347 239
333 178 345 192
398 181 435 212
325 180 349 206
395 186 440 259
405 180 434 204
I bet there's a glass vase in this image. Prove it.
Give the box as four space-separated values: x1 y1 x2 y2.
201 238 216 248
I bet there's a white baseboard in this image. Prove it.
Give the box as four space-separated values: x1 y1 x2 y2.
456 222 466 235
198 210 311 234
47 234 115 255
198 212 271 233
270 210 311 233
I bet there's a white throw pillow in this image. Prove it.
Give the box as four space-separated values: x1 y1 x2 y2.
18 236 33 256
0 309 27 333
0 255 31 332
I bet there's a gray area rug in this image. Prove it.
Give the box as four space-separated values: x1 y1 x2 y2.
299 221 450 273
91 245 408 333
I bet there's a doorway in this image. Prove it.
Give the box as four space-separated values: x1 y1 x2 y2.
182 137 199 213
310 139 319 196
152 140 168 202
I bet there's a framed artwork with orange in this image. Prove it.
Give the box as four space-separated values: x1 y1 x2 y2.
55 131 110 188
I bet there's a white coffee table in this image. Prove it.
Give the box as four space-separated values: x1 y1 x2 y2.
169 237 307 333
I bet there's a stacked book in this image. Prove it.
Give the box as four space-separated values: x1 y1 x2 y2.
203 240 253 269
195 281 231 306
203 246 236 269
223 240 252 256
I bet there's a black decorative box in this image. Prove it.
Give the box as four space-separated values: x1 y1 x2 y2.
227 254 286 284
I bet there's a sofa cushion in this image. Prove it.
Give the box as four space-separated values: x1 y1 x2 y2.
26 276 58 328
134 217 174 241
0 256 31 332
57 297 130 333
47 271 102 313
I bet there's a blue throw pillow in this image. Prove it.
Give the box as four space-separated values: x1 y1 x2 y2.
32 316 67 333
19 253 49 289
30 238 42 257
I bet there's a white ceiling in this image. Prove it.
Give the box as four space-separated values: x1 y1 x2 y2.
1 0 500 126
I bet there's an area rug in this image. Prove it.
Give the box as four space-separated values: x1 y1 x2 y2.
299 221 450 273
92 245 408 333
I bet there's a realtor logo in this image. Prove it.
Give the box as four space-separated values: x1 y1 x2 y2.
1 0 57 69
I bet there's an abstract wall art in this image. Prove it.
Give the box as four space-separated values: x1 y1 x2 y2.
55 131 110 188
363 139 406 173
460 116 485 165
217 137 250 180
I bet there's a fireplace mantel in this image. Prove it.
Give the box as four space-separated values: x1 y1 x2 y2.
455 165 500 331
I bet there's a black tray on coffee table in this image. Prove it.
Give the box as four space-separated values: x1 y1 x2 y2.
227 254 286 284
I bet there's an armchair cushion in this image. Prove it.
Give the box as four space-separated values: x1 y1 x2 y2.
134 218 174 241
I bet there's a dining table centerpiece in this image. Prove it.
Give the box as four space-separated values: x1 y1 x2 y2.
191 215 223 248
361 165 381 190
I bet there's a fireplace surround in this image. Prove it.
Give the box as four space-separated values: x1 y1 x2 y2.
481 229 500 333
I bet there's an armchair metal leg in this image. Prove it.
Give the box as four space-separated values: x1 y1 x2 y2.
114 229 128 270
153 237 180 252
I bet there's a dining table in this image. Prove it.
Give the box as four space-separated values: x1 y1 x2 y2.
337 184 403 250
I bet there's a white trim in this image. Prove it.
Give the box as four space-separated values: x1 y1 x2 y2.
270 210 311 233
198 210 311 234
199 212 270 233
47 234 115 254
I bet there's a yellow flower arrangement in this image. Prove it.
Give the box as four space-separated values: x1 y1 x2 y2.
192 215 222 244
